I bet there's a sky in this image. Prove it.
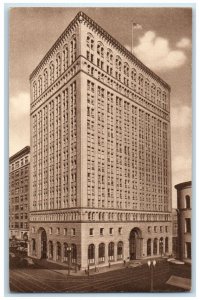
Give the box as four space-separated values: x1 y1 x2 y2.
9 7 192 207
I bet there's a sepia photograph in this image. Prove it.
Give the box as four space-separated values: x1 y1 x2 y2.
8 6 192 294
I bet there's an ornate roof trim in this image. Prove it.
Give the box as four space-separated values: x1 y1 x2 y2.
29 11 171 91
9 146 30 162
174 181 192 190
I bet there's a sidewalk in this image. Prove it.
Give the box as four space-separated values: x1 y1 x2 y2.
32 257 168 277
32 258 148 277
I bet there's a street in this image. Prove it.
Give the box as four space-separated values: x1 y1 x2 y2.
9 259 191 293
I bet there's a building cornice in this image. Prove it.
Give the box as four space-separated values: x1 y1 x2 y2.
9 146 30 163
174 181 192 190
29 11 171 91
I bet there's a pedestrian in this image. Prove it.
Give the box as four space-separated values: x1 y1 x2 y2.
123 259 126 265
109 262 111 268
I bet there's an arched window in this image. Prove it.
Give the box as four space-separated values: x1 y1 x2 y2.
70 35 76 64
108 242 114 261
49 241 53 259
107 49 113 64
33 81 37 101
162 91 167 110
138 74 143 95
63 45 69 70
38 76 42 95
117 241 123 260
86 33 94 50
131 68 137 81
116 55 122 70
44 68 48 90
98 243 105 262
97 42 104 58
124 62 129 77
88 244 95 264
147 239 151 256
63 243 68 262
186 195 191 209
145 79 150 99
56 242 61 261
165 237 169 253
49 62 54 84
71 243 77 264
157 88 161 106
153 238 158 255
56 53 61 78
151 84 156 102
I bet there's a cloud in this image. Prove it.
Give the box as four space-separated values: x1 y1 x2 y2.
171 105 192 129
9 92 30 156
133 31 187 71
176 38 191 49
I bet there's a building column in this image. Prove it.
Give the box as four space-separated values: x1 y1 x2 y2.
60 243 63 262
53 241 57 261
95 244 98 266
151 239 154 256
114 243 117 261
141 238 146 258
104 243 108 265
157 239 159 255
163 238 165 256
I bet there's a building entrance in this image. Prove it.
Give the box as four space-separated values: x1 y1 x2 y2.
40 228 47 259
129 228 142 260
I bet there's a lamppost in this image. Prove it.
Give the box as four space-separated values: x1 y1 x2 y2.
67 246 72 275
147 259 156 292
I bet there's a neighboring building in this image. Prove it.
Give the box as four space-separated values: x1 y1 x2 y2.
175 181 192 263
172 208 178 257
9 146 30 240
29 11 172 269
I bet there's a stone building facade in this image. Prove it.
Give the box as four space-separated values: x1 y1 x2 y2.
175 181 192 263
9 146 30 240
29 11 172 269
172 208 178 257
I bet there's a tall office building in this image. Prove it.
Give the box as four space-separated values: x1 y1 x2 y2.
29 11 172 269
9 146 30 240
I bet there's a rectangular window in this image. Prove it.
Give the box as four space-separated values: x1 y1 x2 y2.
185 218 191 233
148 226 151 233
186 196 191 209
118 227 122 235
154 226 157 233
100 228 104 236
64 228 67 236
109 228 113 235
71 228 76 236
89 228 94 236
186 242 191 259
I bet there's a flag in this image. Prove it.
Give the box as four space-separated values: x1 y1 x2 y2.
132 23 142 30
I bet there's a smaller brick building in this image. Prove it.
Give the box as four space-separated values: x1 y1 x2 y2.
175 181 192 263
9 146 30 240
